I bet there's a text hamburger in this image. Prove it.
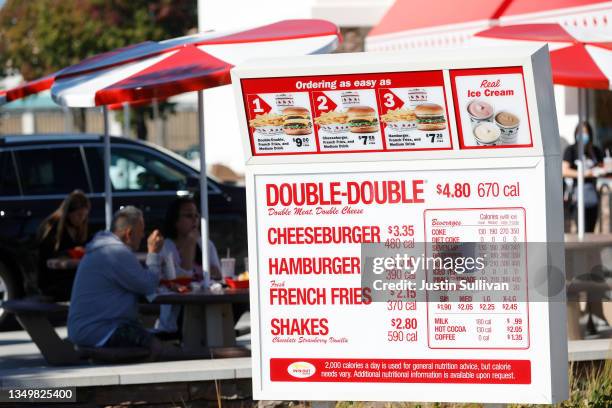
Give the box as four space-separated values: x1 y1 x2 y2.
415 103 446 131
347 106 379 133
282 107 312 136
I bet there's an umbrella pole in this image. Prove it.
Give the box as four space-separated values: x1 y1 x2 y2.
63 105 72 133
198 90 210 286
577 88 585 240
123 102 130 138
103 106 113 231
153 98 163 146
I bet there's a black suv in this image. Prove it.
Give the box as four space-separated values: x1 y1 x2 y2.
0 134 247 325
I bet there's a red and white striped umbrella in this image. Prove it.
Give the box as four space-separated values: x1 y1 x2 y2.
49 19 340 275
52 19 340 106
0 20 338 107
473 22 612 238
472 23 612 89
2 74 55 104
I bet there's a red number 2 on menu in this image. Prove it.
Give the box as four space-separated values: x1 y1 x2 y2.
312 91 337 114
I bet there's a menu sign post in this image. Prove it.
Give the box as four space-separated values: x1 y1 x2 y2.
231 45 568 404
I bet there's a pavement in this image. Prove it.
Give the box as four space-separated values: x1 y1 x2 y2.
0 327 251 389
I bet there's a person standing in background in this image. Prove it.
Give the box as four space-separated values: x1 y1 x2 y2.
562 121 605 233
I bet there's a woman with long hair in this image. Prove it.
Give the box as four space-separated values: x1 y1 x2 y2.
37 190 91 295
155 197 221 333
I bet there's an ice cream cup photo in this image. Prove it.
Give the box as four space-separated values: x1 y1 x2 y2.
473 122 501 146
467 99 494 127
494 111 520 140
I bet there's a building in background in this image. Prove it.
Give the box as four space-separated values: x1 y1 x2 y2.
365 0 612 149
313 0 393 52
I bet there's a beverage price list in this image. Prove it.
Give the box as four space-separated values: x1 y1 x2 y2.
233 46 567 404
424 208 529 349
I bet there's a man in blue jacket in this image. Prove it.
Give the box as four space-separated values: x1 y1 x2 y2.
68 206 163 354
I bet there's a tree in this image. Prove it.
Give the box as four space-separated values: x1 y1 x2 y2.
0 0 196 134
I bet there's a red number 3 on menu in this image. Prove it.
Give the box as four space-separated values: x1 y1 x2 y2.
378 88 404 113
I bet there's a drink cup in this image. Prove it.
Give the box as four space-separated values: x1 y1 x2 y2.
604 157 612 174
221 258 236 278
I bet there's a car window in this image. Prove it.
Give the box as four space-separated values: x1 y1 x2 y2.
0 152 20 196
14 147 89 195
85 146 188 192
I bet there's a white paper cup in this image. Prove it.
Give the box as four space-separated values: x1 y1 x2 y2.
467 100 494 128
605 157 612 173
494 111 520 141
221 258 236 278
473 122 501 146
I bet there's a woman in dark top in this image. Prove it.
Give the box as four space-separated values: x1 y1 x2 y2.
562 121 604 232
37 190 91 296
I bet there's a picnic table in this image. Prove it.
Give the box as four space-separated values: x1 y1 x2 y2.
565 233 612 339
152 288 250 352
48 254 250 349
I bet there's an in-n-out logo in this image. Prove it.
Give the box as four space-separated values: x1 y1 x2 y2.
341 91 360 107
275 93 295 107
408 88 427 108
287 361 316 378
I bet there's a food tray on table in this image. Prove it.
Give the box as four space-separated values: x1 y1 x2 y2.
225 277 249 289
160 277 195 293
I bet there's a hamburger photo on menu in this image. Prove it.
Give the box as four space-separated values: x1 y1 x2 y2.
347 106 379 133
415 103 446 131
282 106 313 136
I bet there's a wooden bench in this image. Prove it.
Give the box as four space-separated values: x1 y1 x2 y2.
1 299 149 366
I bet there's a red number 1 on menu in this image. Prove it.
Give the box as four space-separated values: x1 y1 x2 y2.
248 95 272 116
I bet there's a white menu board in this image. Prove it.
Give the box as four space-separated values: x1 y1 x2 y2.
231 45 567 405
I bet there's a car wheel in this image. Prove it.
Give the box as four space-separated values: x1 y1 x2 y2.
0 262 20 328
